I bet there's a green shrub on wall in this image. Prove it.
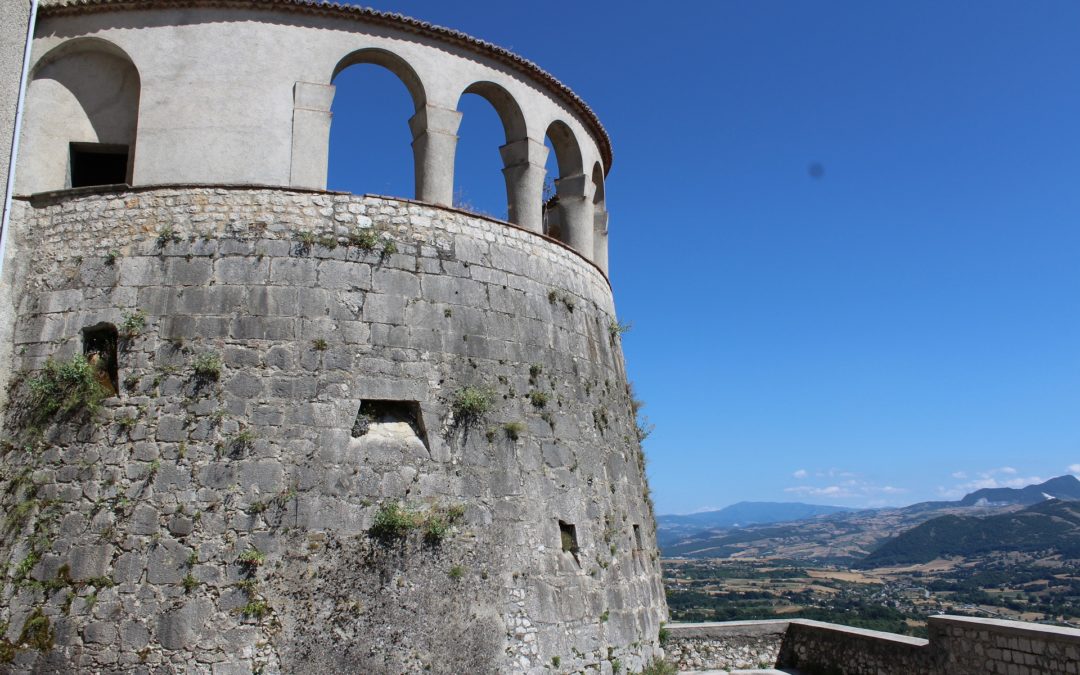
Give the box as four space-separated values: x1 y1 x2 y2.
25 355 110 429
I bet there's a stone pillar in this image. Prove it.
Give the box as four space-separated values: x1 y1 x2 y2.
593 208 609 274
290 81 336 190
409 104 462 206
555 173 592 259
499 137 548 232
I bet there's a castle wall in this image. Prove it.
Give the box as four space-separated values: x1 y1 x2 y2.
0 186 665 673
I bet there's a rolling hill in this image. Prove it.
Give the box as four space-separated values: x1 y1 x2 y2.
857 499 1080 567
957 475 1080 506
659 476 1080 563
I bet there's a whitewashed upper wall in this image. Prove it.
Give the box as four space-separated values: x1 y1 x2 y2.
18 5 604 191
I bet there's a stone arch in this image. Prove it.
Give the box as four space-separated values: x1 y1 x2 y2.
459 82 526 142
331 48 427 112
591 162 609 274
16 37 141 193
542 121 590 255
453 81 534 224
545 120 583 182
322 48 430 198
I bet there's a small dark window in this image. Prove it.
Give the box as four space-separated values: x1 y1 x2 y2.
82 323 119 396
558 520 578 559
70 143 129 188
351 399 427 447
633 524 643 550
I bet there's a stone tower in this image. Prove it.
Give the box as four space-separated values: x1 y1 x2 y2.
0 2 667 673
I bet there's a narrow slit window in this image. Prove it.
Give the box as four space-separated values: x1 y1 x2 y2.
82 323 119 396
633 524 643 550
70 143 129 188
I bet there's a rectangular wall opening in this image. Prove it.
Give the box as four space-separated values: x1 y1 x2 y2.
351 399 428 448
558 520 579 558
633 523 643 550
70 143 129 188
82 323 119 396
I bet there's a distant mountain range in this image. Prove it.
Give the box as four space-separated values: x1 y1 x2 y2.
659 475 1080 565
657 502 852 547
857 499 1080 568
958 475 1080 506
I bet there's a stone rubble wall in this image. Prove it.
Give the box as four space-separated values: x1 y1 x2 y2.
0 187 666 674
664 621 785 671
666 615 1080 675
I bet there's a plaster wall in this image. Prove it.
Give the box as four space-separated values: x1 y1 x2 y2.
0 187 665 673
0 0 32 212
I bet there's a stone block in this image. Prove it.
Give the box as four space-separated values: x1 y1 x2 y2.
157 598 212 650
165 258 213 285
69 544 113 579
231 316 296 340
362 294 405 324
83 621 118 644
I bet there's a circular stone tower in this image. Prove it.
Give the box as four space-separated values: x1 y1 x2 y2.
0 2 667 673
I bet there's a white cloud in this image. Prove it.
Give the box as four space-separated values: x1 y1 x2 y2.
793 469 808 479
783 480 908 501
937 466 1044 499
1068 464 1080 475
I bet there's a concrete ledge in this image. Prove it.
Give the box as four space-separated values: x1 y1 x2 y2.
669 621 791 639
787 619 929 647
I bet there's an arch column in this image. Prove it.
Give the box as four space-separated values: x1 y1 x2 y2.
593 208 609 274
290 81 336 189
409 104 462 206
556 173 592 258
499 137 548 232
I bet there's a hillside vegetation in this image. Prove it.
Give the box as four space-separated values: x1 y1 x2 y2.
858 499 1080 567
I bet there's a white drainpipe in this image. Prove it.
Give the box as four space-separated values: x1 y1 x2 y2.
0 0 40 280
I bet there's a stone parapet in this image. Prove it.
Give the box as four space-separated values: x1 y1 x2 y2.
666 615 1080 675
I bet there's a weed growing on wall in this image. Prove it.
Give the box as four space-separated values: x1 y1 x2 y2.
369 502 465 545
25 355 110 429
451 387 494 425
192 351 222 382
120 309 147 339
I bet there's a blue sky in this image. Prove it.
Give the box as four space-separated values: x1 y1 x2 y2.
333 1 1080 513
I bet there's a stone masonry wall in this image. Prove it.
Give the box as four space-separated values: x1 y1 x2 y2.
930 615 1080 675
0 187 667 674
778 620 929 675
664 621 785 671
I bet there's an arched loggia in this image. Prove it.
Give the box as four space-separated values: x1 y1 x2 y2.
542 121 591 256
453 82 535 225
16 37 141 194
324 49 426 198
